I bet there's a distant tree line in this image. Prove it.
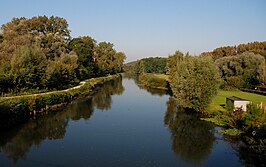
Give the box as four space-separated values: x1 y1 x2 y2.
134 57 167 74
200 41 266 60
0 16 126 94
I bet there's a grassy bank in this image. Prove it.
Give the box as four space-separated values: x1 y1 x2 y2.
204 89 266 153
138 73 169 90
0 74 121 129
207 90 266 113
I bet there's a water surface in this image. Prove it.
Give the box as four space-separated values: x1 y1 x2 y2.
0 78 262 166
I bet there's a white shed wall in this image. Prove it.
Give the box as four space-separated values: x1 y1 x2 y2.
234 101 250 111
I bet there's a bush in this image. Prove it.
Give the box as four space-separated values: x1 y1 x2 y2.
139 73 169 90
227 76 243 88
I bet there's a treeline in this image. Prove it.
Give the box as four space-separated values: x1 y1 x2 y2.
0 16 126 94
0 74 121 129
127 42 266 153
201 41 266 60
129 41 266 111
215 52 265 89
134 57 167 74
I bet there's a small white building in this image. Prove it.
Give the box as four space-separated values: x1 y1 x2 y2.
226 96 250 111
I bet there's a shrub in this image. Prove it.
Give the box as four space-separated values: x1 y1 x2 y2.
139 73 169 90
227 76 243 88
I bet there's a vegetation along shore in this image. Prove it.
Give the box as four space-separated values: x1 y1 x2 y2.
0 16 126 128
124 41 266 153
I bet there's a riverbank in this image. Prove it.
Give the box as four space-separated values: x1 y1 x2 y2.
135 72 266 153
207 89 266 113
0 74 121 129
138 73 170 90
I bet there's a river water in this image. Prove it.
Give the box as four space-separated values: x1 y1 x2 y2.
0 77 264 166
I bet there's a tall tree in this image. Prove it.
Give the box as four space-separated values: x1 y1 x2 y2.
69 36 97 79
113 52 126 73
11 45 47 89
167 51 184 82
94 42 116 74
0 16 70 60
168 53 221 112
94 42 125 74
45 52 78 89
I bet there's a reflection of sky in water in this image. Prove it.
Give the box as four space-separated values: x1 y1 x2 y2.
0 78 254 167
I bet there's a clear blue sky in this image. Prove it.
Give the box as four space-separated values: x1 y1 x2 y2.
1 0 266 62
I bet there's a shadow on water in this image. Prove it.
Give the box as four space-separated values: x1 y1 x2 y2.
0 78 124 164
164 97 215 164
225 136 266 167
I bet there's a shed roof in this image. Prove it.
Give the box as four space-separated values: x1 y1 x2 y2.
226 96 249 101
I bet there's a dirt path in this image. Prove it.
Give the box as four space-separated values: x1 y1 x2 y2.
0 80 88 100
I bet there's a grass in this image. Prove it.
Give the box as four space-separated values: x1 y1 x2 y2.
152 74 169 81
207 89 266 113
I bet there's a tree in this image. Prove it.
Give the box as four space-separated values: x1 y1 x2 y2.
45 54 78 90
167 51 184 82
0 16 70 60
0 34 3 43
168 53 221 112
200 41 266 60
94 42 116 74
133 57 167 74
215 52 265 88
11 45 47 90
0 16 125 94
94 42 126 75
113 52 126 73
69 36 97 79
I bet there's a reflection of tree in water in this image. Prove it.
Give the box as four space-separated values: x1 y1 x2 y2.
138 84 168 96
225 136 266 167
0 110 69 163
124 73 169 96
92 78 124 110
164 97 215 164
236 147 266 167
0 77 124 163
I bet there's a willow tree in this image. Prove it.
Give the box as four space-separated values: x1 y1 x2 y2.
215 52 265 88
168 53 221 112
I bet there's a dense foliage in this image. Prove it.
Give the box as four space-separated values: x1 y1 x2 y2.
123 61 137 74
204 103 266 153
0 74 121 129
0 16 126 94
215 52 266 89
94 42 126 75
201 41 266 60
168 52 221 112
68 36 97 80
135 57 167 74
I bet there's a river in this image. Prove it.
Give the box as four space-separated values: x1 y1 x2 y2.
0 77 264 167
